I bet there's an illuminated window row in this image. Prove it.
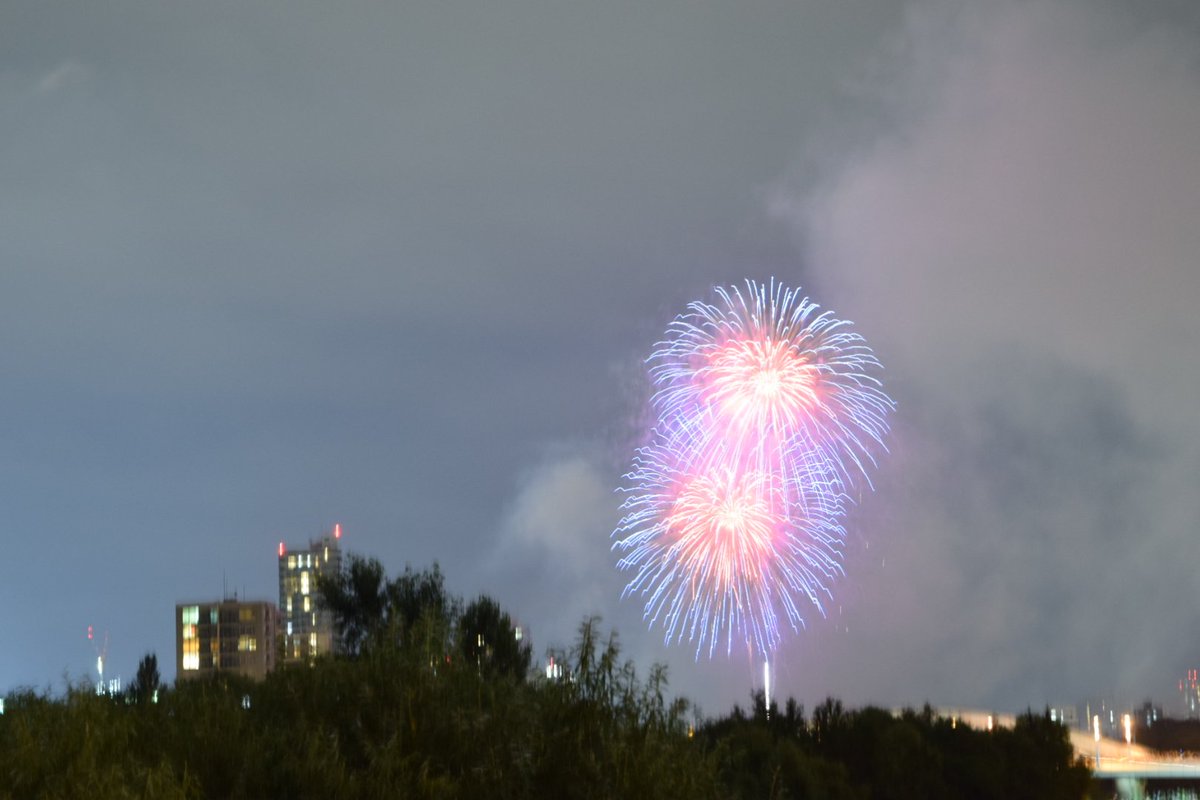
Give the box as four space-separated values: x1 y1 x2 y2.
286 553 320 570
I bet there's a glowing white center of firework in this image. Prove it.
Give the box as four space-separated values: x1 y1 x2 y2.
704 338 816 431
667 470 775 589
752 369 781 398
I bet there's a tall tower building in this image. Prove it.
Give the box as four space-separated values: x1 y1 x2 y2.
278 523 344 663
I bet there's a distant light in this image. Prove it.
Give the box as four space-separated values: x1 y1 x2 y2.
1124 714 1132 745
334 523 342 539
87 625 93 641
1094 715 1101 743
278 542 285 558
987 715 993 732
763 660 771 720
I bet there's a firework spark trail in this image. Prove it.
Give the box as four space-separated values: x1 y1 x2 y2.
614 278 893 659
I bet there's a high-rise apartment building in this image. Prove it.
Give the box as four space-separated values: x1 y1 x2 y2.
175 599 279 681
278 524 344 663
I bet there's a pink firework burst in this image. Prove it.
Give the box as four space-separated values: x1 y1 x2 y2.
614 278 892 659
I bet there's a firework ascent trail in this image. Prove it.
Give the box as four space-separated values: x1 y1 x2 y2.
613 279 893 659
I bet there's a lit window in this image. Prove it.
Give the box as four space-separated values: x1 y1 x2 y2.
210 608 218 625
286 621 292 636
311 612 316 626
306 554 312 568
288 555 296 569
286 596 293 614
239 607 254 623
238 635 257 652
303 596 311 612
301 571 310 595
181 605 199 625
182 624 197 640
309 631 317 652
183 639 199 670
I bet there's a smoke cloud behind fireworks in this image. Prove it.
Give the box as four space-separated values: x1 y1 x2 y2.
770 0 1200 707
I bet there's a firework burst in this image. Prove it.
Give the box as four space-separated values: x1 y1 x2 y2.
614 278 893 659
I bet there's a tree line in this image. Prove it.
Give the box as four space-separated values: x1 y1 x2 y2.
0 557 1093 798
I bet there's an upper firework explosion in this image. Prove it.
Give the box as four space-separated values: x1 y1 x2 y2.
613 278 893 659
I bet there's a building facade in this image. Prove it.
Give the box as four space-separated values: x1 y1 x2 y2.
278 523 344 663
175 599 279 681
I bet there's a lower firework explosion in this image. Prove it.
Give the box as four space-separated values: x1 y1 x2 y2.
613 278 893 660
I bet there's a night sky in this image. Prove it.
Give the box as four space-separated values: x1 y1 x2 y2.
3 0 1199 717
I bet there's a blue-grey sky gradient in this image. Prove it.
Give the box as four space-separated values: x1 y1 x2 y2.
3 0 1198 716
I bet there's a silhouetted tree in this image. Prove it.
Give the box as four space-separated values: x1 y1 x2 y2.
0 557 1096 799
458 595 531 681
385 562 452 632
316 554 390 655
130 651 160 704
318 555 457 660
